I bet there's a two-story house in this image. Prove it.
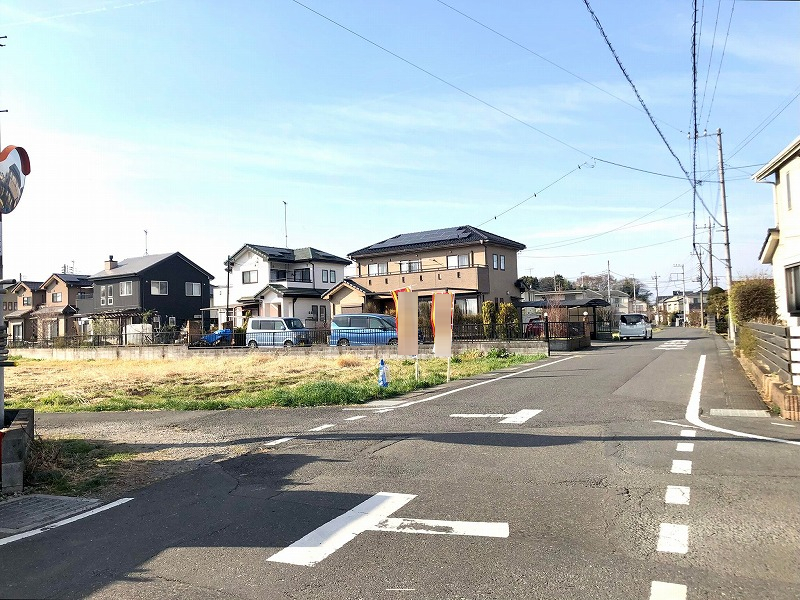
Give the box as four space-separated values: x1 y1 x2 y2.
77 253 214 333
6 280 44 344
323 225 526 315
27 273 91 340
756 135 800 324
211 244 350 328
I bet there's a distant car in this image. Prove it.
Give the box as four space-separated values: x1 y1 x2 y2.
329 314 398 346
201 328 232 346
246 317 311 348
619 313 653 340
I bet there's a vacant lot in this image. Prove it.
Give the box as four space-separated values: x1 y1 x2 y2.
5 350 545 412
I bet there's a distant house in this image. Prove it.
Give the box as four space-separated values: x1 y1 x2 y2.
6 280 44 344
77 253 214 332
658 291 708 322
755 135 800 324
211 244 350 328
26 273 92 340
324 225 526 315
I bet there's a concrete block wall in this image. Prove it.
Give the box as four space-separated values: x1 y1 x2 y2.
1 409 34 493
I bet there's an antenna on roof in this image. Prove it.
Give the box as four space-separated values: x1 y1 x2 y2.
144 229 148 255
283 201 288 248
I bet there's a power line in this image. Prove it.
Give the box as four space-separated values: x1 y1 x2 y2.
521 234 695 259
703 0 736 129
291 0 693 183
434 0 685 133
728 85 800 160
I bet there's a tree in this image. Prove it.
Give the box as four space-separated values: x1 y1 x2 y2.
517 275 539 291
730 277 777 325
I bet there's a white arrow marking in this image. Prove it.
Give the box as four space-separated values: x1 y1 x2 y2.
267 492 508 566
449 409 542 424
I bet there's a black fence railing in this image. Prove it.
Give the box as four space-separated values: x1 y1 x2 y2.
12 320 589 350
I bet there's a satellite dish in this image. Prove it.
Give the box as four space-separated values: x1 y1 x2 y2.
0 146 31 215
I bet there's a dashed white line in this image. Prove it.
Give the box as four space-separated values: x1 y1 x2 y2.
664 485 690 505
374 408 395 414
680 429 696 437
308 424 335 432
265 437 294 446
657 523 689 554
771 422 796 428
676 442 694 452
671 460 692 474
345 415 367 421
649 581 687 600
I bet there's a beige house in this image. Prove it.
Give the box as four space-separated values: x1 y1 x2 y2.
324 225 526 315
6 280 44 344
756 135 800 324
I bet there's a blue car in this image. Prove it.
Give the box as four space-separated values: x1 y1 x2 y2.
200 328 232 346
329 314 398 346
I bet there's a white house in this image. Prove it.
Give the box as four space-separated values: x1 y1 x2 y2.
212 244 350 328
756 135 800 325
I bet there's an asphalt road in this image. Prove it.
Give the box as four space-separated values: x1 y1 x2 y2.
2 329 799 599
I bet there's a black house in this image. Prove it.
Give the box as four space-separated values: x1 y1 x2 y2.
78 253 214 330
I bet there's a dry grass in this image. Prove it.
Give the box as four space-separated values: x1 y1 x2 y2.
6 352 545 412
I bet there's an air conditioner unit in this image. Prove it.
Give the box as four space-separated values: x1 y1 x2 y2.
168 316 176 327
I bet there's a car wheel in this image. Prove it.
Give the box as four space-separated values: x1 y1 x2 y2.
248 340 258 349
284 340 294 348
387 338 398 346
337 338 350 347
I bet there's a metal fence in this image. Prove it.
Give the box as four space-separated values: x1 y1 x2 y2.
10 319 589 350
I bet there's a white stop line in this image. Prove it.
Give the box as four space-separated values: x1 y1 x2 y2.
267 492 508 566
450 409 542 424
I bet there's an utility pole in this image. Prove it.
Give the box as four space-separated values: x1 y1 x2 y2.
717 128 735 344
653 273 660 324
674 263 687 327
224 256 234 328
696 249 705 328
708 217 714 290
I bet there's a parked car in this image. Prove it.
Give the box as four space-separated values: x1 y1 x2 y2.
200 328 232 346
619 313 653 340
329 313 398 346
245 317 311 348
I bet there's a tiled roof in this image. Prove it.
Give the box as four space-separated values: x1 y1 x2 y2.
90 252 213 280
349 225 526 258
236 244 350 265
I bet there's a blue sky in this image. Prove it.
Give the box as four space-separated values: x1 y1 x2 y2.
1 0 798 297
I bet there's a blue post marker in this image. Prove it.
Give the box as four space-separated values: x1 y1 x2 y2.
378 359 389 388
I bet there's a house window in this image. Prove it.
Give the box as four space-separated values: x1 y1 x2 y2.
151 281 168 295
329 270 336 283
322 270 328 284
368 263 388 276
447 254 469 269
270 269 287 281
51 292 62 303
400 260 421 273
100 285 106 306
320 305 327 323
242 270 258 284
107 285 113 305
23 296 31 306
310 305 319 321
168 316 176 327
293 268 311 282
786 265 800 315
120 281 133 296
12 324 22 340
500 255 506 271
492 254 498 269
185 282 201 296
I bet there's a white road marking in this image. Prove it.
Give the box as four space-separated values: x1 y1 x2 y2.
499 409 542 424
0 498 133 547
395 356 576 408
657 523 689 554
680 429 696 437
308 424 335 432
265 437 294 446
654 340 690 351
771 422 796 428
709 408 769 417
671 460 692 474
676 442 694 452
652 420 697 428
370 518 509 537
449 409 542 424
374 408 395 414
267 492 509 567
344 415 367 421
664 485 690 505
686 356 800 446
649 581 687 600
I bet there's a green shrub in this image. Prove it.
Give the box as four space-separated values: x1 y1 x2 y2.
730 277 777 325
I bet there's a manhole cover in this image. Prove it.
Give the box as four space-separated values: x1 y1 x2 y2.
0 494 100 533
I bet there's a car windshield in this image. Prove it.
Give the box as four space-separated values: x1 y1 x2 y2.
285 318 305 329
620 314 644 325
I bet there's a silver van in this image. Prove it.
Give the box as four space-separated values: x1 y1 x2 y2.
619 313 653 340
245 317 311 348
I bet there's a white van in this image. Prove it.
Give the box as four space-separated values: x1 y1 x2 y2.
619 313 653 340
245 317 311 348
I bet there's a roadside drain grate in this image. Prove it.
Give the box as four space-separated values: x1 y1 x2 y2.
709 409 770 418
0 494 100 533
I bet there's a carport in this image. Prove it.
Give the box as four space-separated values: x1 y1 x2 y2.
514 298 611 340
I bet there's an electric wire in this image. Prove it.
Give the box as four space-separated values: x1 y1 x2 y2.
698 0 723 123
291 0 692 185
728 85 800 160
521 234 695 259
703 0 736 130
434 0 685 133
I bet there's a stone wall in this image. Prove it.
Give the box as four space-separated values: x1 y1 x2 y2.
1 408 34 493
